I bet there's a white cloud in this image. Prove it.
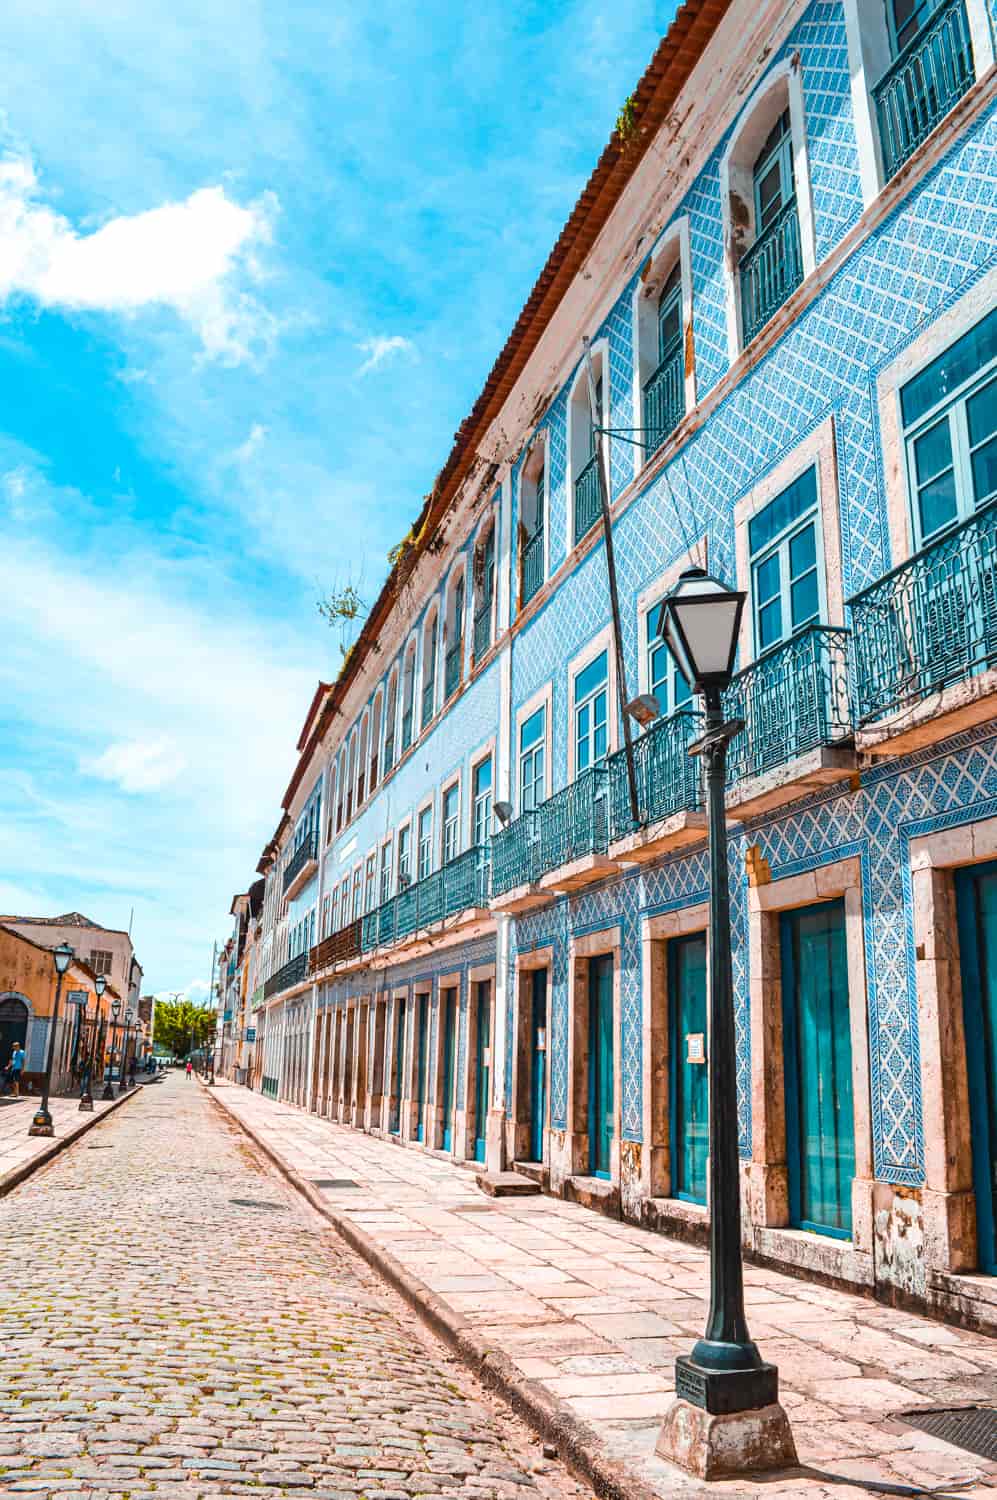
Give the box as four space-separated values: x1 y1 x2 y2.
355 333 416 377
85 737 188 794
230 422 268 465
0 153 278 363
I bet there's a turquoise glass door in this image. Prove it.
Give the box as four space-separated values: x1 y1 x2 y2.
473 981 491 1163
415 995 428 1143
588 955 614 1179
955 860 997 1273
780 901 854 1237
390 997 406 1135
529 969 548 1162
669 933 708 1204
441 987 456 1153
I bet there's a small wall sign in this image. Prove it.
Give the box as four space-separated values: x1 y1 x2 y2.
65 991 88 1007
686 1032 706 1064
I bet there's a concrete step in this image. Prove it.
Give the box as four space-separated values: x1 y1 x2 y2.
474 1169 541 1198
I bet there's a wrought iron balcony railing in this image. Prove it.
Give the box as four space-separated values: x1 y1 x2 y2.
474 600 492 659
309 917 362 973
445 640 462 699
608 708 704 842
262 1075 278 1098
400 706 413 753
642 343 685 459
361 846 491 952
521 526 544 607
739 198 804 346
282 832 318 895
422 677 435 729
873 0 974 181
723 625 853 785
574 454 602 543
263 950 308 1001
492 769 609 897
850 497 997 724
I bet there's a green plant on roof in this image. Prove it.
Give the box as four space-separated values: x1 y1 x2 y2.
616 93 638 144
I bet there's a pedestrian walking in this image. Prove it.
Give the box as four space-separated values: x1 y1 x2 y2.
10 1043 25 1097
185 1059 193 1080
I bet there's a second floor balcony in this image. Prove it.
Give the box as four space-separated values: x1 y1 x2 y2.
422 676 436 729
361 845 491 955
873 0 975 182
401 705 413 754
642 343 685 459
491 767 617 911
850 496 997 754
574 454 602 544
521 526 544 608
724 624 855 816
445 639 462 699
309 917 363 975
607 708 706 862
263 950 308 1001
474 599 492 659
739 198 803 347
283 831 318 899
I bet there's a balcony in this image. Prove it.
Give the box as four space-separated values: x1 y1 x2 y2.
642 344 685 459
309 917 363 975
445 640 462 699
401 706 413 754
263 951 308 1001
607 709 706 862
283 832 318 899
873 0 974 182
491 768 617 912
850 498 997 754
574 454 602 543
361 846 491 956
474 600 492 659
521 526 544 608
422 677 435 729
250 986 265 1012
739 198 804 346
723 625 855 816
382 732 395 775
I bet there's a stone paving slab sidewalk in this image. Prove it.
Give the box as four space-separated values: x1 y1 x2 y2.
0 1085 139 1194
211 1079 997 1499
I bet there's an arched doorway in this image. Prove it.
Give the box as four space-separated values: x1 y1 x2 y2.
0 996 29 1069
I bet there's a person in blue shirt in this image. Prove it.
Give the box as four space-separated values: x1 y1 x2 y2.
10 1044 25 1097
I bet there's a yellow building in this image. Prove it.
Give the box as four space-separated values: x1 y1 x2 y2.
0 923 118 1094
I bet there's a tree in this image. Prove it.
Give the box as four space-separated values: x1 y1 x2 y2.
153 997 216 1059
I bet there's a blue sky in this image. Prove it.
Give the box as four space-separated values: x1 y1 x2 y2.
0 0 674 999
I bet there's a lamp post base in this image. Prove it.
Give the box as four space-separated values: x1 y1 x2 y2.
656 1396 796 1480
100 1084 115 1102
28 1108 54 1137
79 1092 94 1112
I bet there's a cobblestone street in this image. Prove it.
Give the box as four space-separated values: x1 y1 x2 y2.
0 1074 593 1500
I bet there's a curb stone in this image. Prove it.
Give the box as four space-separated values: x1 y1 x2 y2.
205 1081 676 1500
0 1085 142 1198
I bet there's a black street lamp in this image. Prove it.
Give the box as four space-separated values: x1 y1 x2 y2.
655 568 795 1478
125 1009 136 1087
101 998 122 1101
78 973 106 1112
29 941 74 1137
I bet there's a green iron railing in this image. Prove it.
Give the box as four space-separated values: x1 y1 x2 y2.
361 846 491 952
873 0 974 181
250 986 265 1013
607 708 704 842
491 809 540 896
474 600 492 658
849 497 997 724
282 832 317 894
401 706 413 753
642 343 685 458
723 624 853 785
262 1075 278 1099
574 454 602 543
309 918 362 974
521 527 544 607
492 769 609 897
263 950 308 1001
422 676 435 728
445 640 462 699
739 198 804 346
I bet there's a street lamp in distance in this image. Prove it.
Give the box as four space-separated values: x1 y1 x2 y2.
28 941 74 1138
78 973 106 1113
654 568 796 1480
101 999 122 1101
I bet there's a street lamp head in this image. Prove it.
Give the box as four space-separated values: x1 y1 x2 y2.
493 801 514 827
111 998 121 1018
95 974 107 998
53 941 74 976
658 567 745 694
125 1009 134 1024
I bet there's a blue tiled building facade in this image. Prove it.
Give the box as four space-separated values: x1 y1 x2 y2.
245 0 997 1323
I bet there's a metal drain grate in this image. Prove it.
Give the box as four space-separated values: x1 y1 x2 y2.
229 1198 287 1211
312 1178 358 1189
901 1406 997 1461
